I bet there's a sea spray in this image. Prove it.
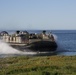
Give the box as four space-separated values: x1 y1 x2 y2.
52 34 65 52
52 34 57 41
0 40 21 54
0 40 37 55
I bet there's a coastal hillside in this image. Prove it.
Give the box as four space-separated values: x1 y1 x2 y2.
0 56 76 75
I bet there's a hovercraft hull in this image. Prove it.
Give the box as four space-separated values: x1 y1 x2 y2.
11 40 57 52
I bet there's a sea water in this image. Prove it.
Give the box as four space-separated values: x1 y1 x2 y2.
53 30 76 56
0 30 76 57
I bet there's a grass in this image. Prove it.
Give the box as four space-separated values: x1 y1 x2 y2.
0 56 76 75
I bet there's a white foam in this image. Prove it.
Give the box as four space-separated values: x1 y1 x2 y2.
0 40 37 55
52 34 65 52
52 34 58 41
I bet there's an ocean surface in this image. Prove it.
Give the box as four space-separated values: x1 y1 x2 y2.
0 30 76 57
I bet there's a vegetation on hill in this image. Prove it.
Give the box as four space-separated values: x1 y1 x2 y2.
0 56 76 75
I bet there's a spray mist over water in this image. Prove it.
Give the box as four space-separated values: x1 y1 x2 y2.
52 34 57 41
53 34 65 52
0 40 37 55
0 40 21 54
52 34 63 51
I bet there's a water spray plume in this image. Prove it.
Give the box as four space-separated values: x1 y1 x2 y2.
52 34 57 41
0 40 36 55
0 40 21 54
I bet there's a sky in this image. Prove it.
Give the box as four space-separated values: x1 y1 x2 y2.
0 0 76 30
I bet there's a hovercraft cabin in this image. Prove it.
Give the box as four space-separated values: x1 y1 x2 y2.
0 30 55 44
0 31 29 44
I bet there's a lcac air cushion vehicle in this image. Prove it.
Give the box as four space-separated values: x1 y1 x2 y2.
0 30 57 52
